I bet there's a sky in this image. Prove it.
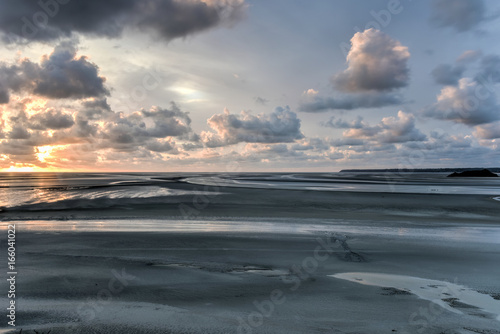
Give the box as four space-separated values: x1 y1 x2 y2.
0 0 499 172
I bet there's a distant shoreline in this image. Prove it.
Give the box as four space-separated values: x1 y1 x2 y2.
340 167 500 173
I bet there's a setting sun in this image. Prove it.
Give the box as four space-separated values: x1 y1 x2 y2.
36 145 55 163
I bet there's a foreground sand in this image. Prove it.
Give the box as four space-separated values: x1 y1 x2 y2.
1 187 500 333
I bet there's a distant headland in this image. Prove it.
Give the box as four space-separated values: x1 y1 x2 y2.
447 169 498 177
340 167 500 174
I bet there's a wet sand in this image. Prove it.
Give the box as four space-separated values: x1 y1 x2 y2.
1 186 500 333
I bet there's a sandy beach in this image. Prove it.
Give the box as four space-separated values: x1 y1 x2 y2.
1 176 500 333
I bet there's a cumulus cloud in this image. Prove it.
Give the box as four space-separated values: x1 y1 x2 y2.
474 122 500 139
431 64 464 86
423 78 500 125
100 103 194 151
430 0 486 32
300 92 403 112
425 51 500 131
339 111 427 144
0 41 108 103
300 30 408 113
0 96 198 167
202 106 304 147
332 29 410 92
0 0 247 44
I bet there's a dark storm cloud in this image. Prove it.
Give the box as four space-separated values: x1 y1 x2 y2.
0 0 247 44
202 106 304 147
0 41 108 103
430 0 486 32
300 93 403 112
431 64 464 86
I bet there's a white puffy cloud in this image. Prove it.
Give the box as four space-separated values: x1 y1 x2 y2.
423 78 500 125
300 29 409 113
332 29 410 92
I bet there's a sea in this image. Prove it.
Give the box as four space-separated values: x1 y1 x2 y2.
1 172 500 234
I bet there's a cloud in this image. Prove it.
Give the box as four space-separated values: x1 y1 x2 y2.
0 96 198 168
8 126 31 140
290 138 330 152
202 106 304 147
28 108 74 130
456 50 482 64
0 0 247 44
431 64 464 86
332 29 410 92
254 96 269 105
430 0 486 32
321 116 364 129
0 41 108 103
339 111 427 144
474 122 500 139
475 54 500 83
423 78 500 125
100 103 194 151
300 92 403 112
301 30 408 113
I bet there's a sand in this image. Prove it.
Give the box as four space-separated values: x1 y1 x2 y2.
1 186 500 333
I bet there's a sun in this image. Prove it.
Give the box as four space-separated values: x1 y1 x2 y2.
0 145 72 172
3 164 38 172
24 98 48 117
36 145 55 163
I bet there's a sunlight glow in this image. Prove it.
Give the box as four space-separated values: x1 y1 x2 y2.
24 98 48 117
36 145 55 163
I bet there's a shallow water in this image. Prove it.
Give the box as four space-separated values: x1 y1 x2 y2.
3 218 500 244
1 172 500 213
331 272 500 321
